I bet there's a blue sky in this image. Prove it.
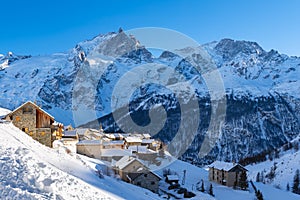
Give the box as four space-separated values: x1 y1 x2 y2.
1 0 299 56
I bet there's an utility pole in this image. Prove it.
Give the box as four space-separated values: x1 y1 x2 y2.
182 169 186 185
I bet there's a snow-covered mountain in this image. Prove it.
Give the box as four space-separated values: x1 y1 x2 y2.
0 30 300 166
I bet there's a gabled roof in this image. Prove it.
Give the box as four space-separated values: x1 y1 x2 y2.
77 140 102 145
208 161 247 172
7 101 54 120
142 133 151 139
100 149 132 157
76 128 89 136
63 130 78 137
102 140 125 146
128 171 162 181
141 139 154 144
125 136 142 143
115 156 146 170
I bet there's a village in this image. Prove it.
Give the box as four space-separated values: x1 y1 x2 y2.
2 101 249 198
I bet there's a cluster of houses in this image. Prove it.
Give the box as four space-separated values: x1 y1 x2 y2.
2 101 248 194
2 101 163 193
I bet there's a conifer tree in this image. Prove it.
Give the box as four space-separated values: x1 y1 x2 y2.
255 190 264 200
208 184 214 196
292 169 300 194
200 180 205 192
256 172 260 182
239 171 248 190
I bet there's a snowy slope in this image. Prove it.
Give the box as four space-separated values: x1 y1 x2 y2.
1 108 300 199
247 139 300 189
155 159 299 200
0 121 161 199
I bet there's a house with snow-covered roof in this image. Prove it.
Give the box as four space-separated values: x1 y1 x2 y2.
5 101 61 147
208 161 248 187
114 156 161 193
125 136 142 147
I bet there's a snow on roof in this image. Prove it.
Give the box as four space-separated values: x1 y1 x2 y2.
63 130 78 137
7 101 55 119
208 161 239 171
52 121 63 126
142 133 151 139
77 140 102 145
166 175 179 181
114 133 124 138
125 136 142 143
105 134 115 139
115 156 136 170
115 156 145 170
141 139 154 144
100 149 132 157
103 140 124 146
89 129 99 133
76 128 89 136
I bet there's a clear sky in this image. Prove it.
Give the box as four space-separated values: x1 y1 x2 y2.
1 0 299 56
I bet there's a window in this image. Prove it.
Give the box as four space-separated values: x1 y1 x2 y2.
144 174 148 177
15 116 20 121
151 181 155 185
23 107 33 114
137 182 141 186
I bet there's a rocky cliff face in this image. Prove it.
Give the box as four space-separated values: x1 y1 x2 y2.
0 31 300 165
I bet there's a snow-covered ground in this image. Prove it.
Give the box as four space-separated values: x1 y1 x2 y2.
247 144 300 190
155 160 300 200
1 107 299 199
0 121 160 199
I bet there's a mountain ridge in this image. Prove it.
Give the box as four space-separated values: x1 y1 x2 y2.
1 31 300 165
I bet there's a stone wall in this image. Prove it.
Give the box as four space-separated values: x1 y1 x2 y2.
7 104 36 133
132 172 160 193
6 103 54 148
76 144 101 159
35 128 52 148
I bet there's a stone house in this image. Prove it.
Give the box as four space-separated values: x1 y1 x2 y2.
99 149 132 162
5 101 58 147
60 130 79 153
114 156 147 181
102 140 125 149
114 156 161 193
208 161 248 187
76 140 102 158
125 136 142 147
128 171 162 193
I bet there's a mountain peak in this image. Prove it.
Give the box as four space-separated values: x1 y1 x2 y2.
214 38 265 60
